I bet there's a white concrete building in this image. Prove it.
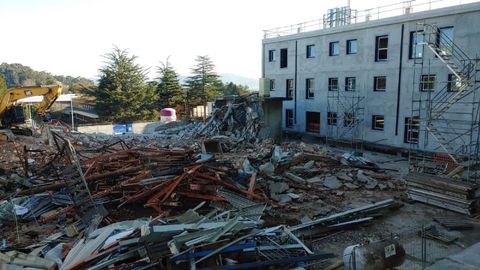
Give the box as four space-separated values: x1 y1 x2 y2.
261 1 480 157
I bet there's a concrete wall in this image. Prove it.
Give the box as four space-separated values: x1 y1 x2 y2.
77 121 162 135
262 2 480 152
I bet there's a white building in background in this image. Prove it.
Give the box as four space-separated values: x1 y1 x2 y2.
261 0 480 155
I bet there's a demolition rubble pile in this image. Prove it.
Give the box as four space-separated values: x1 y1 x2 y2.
154 94 266 148
0 126 408 268
406 172 480 215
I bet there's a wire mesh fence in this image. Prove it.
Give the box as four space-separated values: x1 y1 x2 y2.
395 225 463 270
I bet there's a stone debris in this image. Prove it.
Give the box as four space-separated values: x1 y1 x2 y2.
323 175 343 189
0 111 410 269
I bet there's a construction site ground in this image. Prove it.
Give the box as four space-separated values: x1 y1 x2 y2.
1 127 479 269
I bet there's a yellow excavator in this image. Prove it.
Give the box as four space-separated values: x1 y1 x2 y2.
0 85 63 140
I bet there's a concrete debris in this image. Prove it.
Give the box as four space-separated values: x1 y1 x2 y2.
405 172 480 215
269 182 290 195
0 113 414 269
323 175 343 189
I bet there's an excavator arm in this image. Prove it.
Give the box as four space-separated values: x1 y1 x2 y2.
0 85 63 127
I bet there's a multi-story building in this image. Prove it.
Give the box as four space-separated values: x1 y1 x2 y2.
261 0 480 162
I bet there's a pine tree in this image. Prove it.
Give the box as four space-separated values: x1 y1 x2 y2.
185 56 222 118
93 46 158 122
157 57 182 109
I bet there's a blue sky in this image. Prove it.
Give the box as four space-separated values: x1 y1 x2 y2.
0 0 474 80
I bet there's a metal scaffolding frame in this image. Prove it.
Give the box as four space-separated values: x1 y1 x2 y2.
409 22 480 181
326 86 365 149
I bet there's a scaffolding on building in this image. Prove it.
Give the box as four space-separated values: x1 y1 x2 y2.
326 86 365 150
409 22 480 181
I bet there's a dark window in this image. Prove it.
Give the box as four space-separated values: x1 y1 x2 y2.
286 79 294 98
286 109 294 128
345 77 356 91
372 115 385 130
329 41 339 56
409 31 424 59
306 111 320 133
375 35 388 61
374 76 386 91
328 78 338 91
420 75 436 91
404 117 419 144
328 112 337 126
447 74 461 92
268 50 276 62
306 45 316 58
344 112 354 127
306 78 314 99
437 27 454 56
269 79 275 91
280 48 288 68
347 39 357 54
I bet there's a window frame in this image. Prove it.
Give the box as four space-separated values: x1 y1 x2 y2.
328 77 339 91
372 115 385 131
404 116 419 144
374 76 386 92
286 79 294 98
306 44 316 58
280 48 288 68
346 39 358 55
437 26 454 56
285 109 294 128
409 31 424 59
306 78 314 99
345 77 356 91
269 79 276 91
447 74 461 92
268 50 276 62
306 111 321 133
327 112 337 126
375 35 389 61
420 74 436 92
329 41 340 56
344 112 354 127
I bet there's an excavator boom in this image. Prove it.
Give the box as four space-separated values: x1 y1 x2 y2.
0 85 62 127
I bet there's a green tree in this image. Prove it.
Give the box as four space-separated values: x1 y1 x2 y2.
0 74 7 95
185 55 222 118
157 57 182 109
220 82 251 96
92 46 158 122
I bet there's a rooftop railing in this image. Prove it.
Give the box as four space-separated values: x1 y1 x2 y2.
263 0 472 39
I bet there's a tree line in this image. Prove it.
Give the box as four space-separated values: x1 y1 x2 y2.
0 63 95 93
89 46 251 122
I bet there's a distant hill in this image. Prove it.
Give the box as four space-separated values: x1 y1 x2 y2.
178 73 258 90
0 62 95 91
219 73 258 90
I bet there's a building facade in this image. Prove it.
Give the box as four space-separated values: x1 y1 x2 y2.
262 1 480 155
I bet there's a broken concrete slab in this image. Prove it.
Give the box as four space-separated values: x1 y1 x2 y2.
344 182 360 190
306 176 323 184
378 183 388 190
303 160 315 170
365 179 378 190
323 176 342 189
284 172 307 185
271 193 292 203
269 182 289 195
356 171 371 184
287 193 302 200
336 172 353 182
259 162 275 176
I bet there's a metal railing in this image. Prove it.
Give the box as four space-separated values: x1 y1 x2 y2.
263 0 473 39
